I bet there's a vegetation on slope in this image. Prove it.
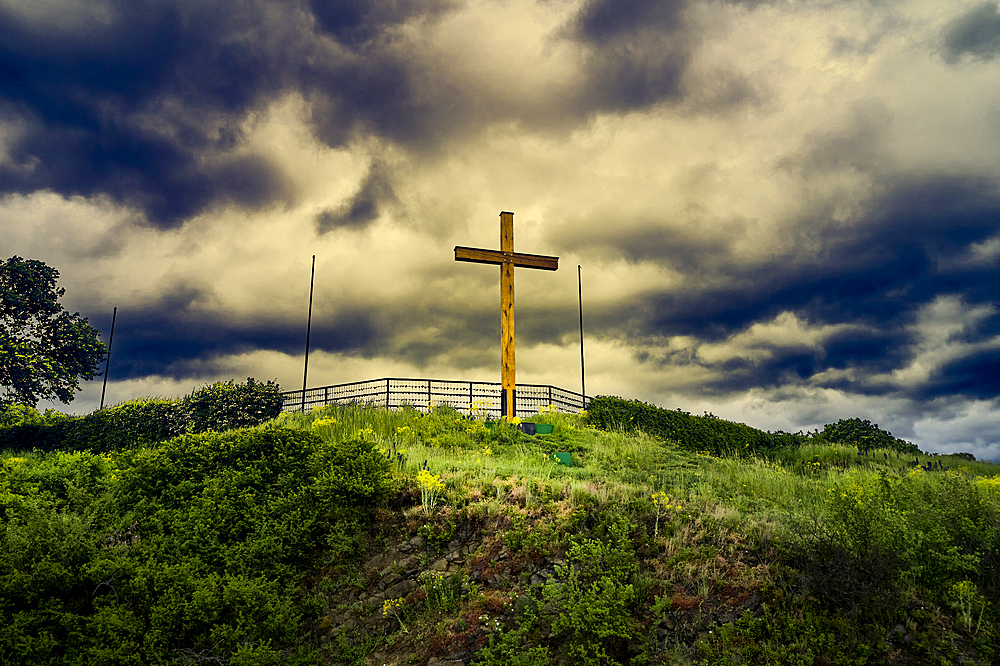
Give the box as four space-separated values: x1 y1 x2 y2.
0 378 282 453
1 392 998 665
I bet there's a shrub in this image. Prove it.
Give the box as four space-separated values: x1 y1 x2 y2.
0 403 48 428
0 398 186 453
585 395 800 456
0 426 393 665
819 417 919 455
0 379 282 453
183 378 283 434
480 513 640 665
308 437 394 518
787 469 1000 623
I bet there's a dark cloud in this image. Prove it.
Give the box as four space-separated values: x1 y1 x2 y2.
573 0 686 44
308 0 455 47
933 350 1000 399
0 0 307 226
943 2 1000 62
95 279 506 381
578 41 689 111
105 290 380 381
567 174 1000 400
566 0 689 112
0 0 465 227
315 161 396 232
0 0 761 227
564 0 768 116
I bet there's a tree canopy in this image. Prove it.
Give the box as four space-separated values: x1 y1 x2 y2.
0 256 106 406
820 417 919 454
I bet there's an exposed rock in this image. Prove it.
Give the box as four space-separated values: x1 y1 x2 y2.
384 578 417 598
381 572 403 589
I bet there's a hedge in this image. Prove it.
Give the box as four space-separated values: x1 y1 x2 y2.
0 378 283 453
585 395 806 455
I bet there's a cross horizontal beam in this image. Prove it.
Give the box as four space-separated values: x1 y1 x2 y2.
454 246 559 271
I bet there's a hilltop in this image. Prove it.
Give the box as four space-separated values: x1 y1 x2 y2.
1 389 998 665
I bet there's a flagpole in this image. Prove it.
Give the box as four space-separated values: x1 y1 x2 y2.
578 265 586 408
99 306 116 410
301 255 315 412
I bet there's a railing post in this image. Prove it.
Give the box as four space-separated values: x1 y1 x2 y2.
385 379 390 408
428 379 432 409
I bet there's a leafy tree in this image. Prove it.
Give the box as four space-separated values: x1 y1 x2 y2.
0 256 105 406
820 417 919 454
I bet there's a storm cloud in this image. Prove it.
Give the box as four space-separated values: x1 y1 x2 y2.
2 0 1000 459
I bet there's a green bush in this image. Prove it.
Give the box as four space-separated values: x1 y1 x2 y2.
0 398 186 454
788 469 1000 625
0 427 393 665
481 513 639 665
585 396 801 456
0 379 282 453
0 402 52 428
184 378 283 434
699 606 882 665
819 417 919 454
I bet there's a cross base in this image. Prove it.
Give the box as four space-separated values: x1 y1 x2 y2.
501 388 516 419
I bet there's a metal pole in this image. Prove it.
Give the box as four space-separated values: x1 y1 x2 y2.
301 255 316 412
578 265 586 408
99 306 117 410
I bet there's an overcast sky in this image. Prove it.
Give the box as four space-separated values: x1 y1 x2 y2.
3 0 1000 459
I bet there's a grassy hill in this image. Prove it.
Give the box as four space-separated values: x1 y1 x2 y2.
1 394 998 665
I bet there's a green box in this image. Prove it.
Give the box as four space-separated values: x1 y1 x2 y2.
534 423 554 435
551 452 572 466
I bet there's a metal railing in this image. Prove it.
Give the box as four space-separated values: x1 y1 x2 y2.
281 377 588 419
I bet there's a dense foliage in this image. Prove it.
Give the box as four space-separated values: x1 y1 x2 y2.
819 417 920 454
586 396 924 458
0 256 105 406
184 378 284 434
584 396 806 455
0 426 393 665
0 378 282 453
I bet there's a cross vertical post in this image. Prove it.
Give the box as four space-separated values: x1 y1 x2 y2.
499 211 515 417
455 211 559 419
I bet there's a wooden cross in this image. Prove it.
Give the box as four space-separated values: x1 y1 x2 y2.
455 211 559 418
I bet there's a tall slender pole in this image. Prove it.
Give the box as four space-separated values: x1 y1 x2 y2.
578 265 586 408
99 306 117 410
301 255 316 412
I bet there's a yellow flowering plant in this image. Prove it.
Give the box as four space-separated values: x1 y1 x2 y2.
652 491 682 538
417 468 445 515
470 398 491 421
948 580 987 635
382 597 407 632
